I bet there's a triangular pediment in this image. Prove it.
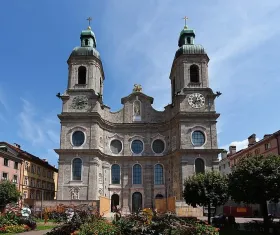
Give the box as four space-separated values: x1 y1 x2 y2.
121 92 153 104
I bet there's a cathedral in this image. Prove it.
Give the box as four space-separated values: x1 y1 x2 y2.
55 21 221 214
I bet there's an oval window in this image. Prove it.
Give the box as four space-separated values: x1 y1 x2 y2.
72 131 85 147
110 140 122 154
152 139 165 154
131 140 144 154
192 131 205 146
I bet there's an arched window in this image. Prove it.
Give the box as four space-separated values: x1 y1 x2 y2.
190 65 199 83
111 164 120 184
78 66 86 84
187 37 191 44
85 39 89 46
195 158 205 174
72 158 82 180
133 164 142 184
154 164 164 185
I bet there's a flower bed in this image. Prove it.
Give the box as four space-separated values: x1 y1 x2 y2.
46 209 219 235
0 212 37 234
0 224 31 233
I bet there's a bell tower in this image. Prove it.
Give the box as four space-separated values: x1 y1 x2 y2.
67 20 104 98
170 20 209 102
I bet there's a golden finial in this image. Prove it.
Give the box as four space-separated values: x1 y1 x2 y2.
182 16 188 28
86 17 92 30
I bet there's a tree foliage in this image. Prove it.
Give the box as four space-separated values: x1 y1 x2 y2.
228 155 280 232
183 171 229 223
0 180 21 211
228 155 280 204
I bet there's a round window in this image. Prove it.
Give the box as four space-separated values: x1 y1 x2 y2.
72 131 85 147
110 139 122 154
131 140 144 154
152 139 165 154
192 131 205 146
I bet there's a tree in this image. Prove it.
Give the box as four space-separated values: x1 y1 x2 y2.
228 155 280 233
0 180 21 212
183 171 229 224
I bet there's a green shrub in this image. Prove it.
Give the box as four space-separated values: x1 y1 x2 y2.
0 212 20 227
113 212 218 235
19 217 37 230
79 219 119 235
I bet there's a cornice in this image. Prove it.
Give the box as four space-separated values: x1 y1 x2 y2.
57 111 219 131
54 148 223 159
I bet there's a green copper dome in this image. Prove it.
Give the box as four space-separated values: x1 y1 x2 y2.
174 26 206 59
69 26 100 59
175 44 205 58
71 47 100 59
179 27 195 38
81 28 96 38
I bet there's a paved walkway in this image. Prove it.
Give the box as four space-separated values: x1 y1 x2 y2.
198 216 280 223
16 229 52 235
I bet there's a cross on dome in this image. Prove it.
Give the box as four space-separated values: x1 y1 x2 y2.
182 16 188 28
86 17 92 30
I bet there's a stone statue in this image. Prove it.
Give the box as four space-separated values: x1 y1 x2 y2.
134 101 141 116
70 187 80 200
133 84 142 92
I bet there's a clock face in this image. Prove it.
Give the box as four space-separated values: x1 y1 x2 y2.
188 93 205 109
71 96 88 110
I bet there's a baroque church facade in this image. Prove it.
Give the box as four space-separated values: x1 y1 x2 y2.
55 22 222 213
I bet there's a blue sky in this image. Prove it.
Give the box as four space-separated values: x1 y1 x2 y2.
1 0 280 167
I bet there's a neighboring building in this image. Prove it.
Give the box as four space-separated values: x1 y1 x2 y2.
0 143 22 189
229 132 280 167
0 142 58 201
218 131 280 217
219 149 232 176
55 22 222 214
219 131 280 176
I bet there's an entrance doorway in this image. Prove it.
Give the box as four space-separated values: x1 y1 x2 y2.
111 194 119 212
132 192 142 212
155 194 164 199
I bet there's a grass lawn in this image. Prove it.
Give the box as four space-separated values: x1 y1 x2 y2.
36 224 56 230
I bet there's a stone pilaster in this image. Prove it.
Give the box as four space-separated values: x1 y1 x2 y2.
56 158 65 200
87 158 99 200
144 164 153 208
121 164 130 213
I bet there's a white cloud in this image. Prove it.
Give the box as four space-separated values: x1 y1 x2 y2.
17 98 60 166
221 137 260 153
18 98 60 146
101 0 280 110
